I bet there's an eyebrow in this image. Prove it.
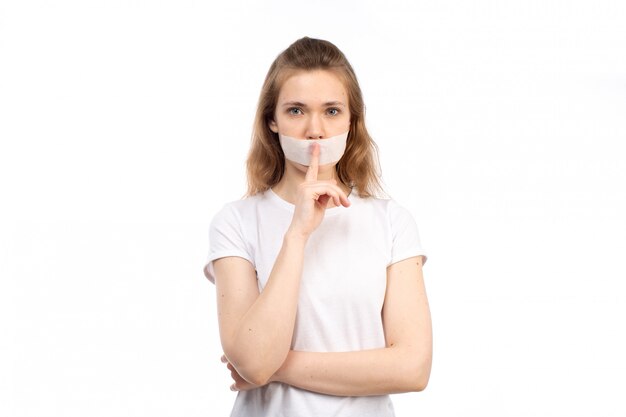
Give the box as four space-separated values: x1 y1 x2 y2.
281 101 346 108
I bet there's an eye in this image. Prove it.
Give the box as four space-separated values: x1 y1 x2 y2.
327 108 340 116
288 107 303 115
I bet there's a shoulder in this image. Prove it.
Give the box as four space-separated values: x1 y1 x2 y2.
205 193 267 282
350 191 408 220
345 194 416 237
354 193 422 236
385 198 414 221
348 193 427 264
211 191 268 225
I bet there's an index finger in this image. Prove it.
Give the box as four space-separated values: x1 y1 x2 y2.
305 142 320 182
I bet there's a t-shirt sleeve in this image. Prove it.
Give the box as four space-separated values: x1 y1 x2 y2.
387 199 428 267
203 203 254 284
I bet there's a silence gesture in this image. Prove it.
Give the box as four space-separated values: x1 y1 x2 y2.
287 142 351 239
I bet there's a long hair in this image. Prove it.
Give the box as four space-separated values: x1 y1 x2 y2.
245 36 386 198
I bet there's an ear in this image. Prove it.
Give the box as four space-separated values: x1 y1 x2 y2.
268 118 278 133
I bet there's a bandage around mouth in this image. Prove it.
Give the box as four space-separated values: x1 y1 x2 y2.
278 131 349 166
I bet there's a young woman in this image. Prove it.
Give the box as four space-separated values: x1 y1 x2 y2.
203 36 432 417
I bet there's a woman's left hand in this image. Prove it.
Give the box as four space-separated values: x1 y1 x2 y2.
220 354 263 391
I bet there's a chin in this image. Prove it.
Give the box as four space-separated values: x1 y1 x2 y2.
300 162 335 170
287 160 338 176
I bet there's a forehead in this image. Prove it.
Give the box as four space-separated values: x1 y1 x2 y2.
277 69 348 104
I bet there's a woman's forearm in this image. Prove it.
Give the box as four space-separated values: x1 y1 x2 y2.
226 231 308 385
270 346 432 396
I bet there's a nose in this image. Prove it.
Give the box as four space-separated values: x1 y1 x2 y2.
305 114 324 139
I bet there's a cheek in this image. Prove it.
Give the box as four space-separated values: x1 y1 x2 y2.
341 113 351 127
275 115 298 129
288 163 309 175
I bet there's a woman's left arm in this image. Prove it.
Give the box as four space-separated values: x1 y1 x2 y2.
250 255 432 396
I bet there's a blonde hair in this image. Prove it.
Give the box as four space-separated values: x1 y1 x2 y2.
245 36 386 199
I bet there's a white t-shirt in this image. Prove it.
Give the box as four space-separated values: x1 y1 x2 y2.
203 187 427 417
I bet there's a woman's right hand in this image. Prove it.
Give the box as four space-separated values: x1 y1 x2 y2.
288 142 351 239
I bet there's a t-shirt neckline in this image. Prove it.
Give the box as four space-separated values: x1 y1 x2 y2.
267 186 355 216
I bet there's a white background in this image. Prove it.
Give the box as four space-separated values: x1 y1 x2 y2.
1 0 625 416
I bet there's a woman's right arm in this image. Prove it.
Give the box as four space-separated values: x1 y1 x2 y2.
213 143 349 386
213 230 307 386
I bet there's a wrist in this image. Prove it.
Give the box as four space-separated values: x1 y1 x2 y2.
284 227 309 245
